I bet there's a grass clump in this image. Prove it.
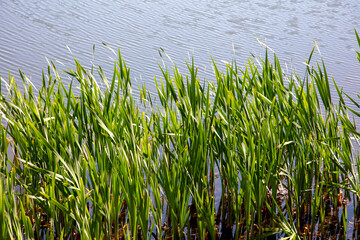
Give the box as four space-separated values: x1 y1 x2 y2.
1 31 360 239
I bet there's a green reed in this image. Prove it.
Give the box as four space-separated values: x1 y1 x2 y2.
1 31 360 239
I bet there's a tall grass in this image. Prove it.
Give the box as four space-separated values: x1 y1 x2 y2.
1 31 360 239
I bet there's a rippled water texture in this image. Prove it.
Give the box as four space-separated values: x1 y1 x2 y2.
0 0 359 95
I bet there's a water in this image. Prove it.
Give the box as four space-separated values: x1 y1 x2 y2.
1 0 359 98
1 1 360 238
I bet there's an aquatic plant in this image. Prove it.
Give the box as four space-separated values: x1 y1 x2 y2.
1 30 360 239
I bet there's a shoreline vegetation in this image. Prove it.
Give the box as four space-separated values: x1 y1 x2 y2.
1 30 360 240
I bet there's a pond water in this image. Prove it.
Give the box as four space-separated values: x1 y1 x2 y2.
1 0 359 98
1 1 360 238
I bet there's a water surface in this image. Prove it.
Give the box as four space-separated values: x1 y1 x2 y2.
1 1 360 238
1 0 359 96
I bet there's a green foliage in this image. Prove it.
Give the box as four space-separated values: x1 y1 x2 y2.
1 31 360 239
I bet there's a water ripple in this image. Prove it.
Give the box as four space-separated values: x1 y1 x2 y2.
0 0 359 97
